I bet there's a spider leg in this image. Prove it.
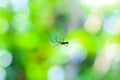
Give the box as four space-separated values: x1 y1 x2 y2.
60 30 66 42
57 31 64 42
52 43 59 47
63 44 68 47
62 33 67 41
49 34 57 43
59 35 63 42
54 32 59 42
61 37 65 41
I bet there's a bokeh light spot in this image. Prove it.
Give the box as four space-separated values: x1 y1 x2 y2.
10 0 29 11
47 66 65 80
0 0 9 8
0 50 12 67
80 0 119 8
0 67 6 80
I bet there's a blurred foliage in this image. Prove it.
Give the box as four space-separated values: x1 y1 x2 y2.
0 0 120 80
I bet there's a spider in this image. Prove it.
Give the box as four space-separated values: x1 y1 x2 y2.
49 29 68 47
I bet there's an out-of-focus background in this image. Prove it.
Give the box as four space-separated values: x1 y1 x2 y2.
0 0 120 80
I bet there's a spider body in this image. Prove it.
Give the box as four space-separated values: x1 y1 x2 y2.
58 41 68 45
51 41 68 47
49 29 68 47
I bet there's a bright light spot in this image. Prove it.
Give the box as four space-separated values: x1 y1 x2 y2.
84 13 103 34
48 66 65 80
80 0 118 7
10 0 28 11
0 18 9 34
115 17 120 34
103 16 118 34
113 55 120 63
94 43 119 74
0 50 12 67
0 67 6 80
12 13 31 32
104 44 119 60
65 64 78 80
15 7 30 17
61 40 87 63
0 0 9 7
110 55 120 71
68 41 87 63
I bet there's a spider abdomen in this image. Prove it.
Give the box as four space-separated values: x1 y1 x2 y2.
60 42 68 45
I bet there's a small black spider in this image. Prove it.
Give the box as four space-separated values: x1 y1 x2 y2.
49 29 68 47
